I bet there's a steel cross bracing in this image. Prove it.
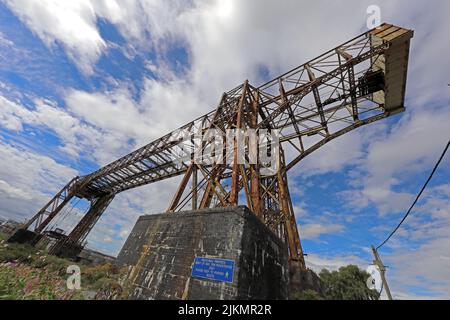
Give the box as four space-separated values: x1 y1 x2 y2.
15 24 413 266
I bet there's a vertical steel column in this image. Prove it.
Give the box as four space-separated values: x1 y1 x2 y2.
50 194 114 256
229 81 249 205
192 165 198 210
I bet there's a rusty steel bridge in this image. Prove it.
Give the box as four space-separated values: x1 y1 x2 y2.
10 24 413 269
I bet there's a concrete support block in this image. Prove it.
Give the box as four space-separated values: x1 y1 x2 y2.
7 228 42 246
117 206 289 300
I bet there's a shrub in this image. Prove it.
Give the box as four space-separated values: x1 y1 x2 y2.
0 243 35 263
0 240 124 300
293 289 324 300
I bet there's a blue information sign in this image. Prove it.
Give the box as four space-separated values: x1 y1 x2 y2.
191 257 235 283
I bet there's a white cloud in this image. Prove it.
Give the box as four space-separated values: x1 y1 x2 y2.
0 95 128 164
5 0 450 99
360 184 450 299
305 253 366 273
64 88 145 139
293 130 365 177
4 0 106 74
0 179 33 200
341 107 450 215
299 223 345 240
85 77 205 141
385 236 450 299
63 77 208 164
0 96 26 131
0 139 78 222
2 0 450 299
3 0 191 74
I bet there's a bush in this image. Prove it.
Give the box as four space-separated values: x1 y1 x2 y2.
292 265 380 300
0 263 82 300
293 289 324 300
81 263 121 290
0 243 36 263
0 240 124 300
41 254 72 276
319 265 380 300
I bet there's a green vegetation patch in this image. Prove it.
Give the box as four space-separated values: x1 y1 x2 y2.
0 234 124 300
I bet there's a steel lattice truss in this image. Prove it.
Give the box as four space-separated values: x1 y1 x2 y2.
16 24 413 265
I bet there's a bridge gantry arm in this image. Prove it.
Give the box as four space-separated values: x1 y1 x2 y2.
78 24 413 199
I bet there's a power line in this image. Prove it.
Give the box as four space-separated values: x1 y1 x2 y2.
376 139 450 250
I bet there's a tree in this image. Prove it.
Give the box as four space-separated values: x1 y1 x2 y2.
292 289 324 300
319 265 380 300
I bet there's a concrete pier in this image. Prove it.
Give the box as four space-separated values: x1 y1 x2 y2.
117 206 289 300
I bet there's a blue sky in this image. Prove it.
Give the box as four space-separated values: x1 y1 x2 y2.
0 0 449 299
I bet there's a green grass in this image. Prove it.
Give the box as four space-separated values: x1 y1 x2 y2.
0 232 125 300
0 232 7 241
0 263 84 300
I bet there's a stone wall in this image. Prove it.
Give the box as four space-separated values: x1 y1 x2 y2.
117 206 289 300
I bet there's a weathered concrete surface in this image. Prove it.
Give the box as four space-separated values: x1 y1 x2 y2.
117 206 289 300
